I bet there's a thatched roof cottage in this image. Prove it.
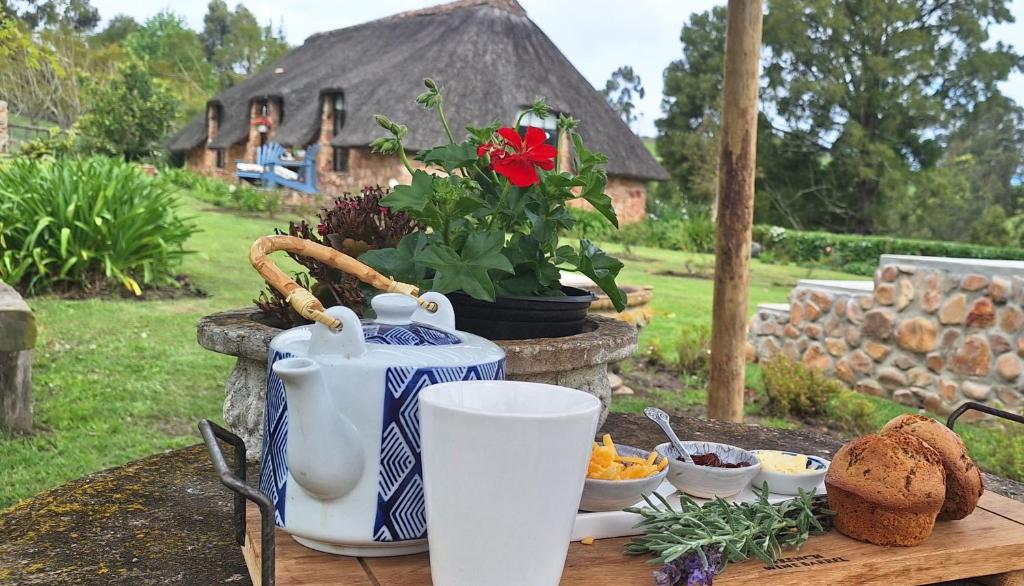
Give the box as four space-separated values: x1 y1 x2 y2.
167 0 667 222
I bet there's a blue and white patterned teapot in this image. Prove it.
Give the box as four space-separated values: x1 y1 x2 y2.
250 236 506 557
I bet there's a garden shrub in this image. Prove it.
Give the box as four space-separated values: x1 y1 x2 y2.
962 422 1024 481
0 157 197 295
76 59 179 161
823 390 877 434
568 209 716 253
760 354 844 419
156 167 281 213
16 127 79 160
751 224 1024 276
568 208 617 241
676 324 711 383
641 339 668 367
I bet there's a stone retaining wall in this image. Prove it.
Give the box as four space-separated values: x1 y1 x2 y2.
748 255 1024 419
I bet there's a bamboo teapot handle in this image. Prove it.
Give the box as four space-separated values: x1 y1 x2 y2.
250 235 423 331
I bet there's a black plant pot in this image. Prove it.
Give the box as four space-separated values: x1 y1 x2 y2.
447 286 596 341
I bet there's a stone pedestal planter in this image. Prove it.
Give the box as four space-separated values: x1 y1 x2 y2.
197 309 637 458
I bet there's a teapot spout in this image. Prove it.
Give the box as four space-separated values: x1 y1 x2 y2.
273 357 365 500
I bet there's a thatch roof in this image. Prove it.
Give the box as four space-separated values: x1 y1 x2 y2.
168 0 668 182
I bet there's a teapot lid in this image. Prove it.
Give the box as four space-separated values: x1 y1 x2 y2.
361 294 461 346
270 292 505 366
361 322 461 346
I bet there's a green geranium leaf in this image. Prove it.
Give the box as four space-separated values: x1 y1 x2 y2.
459 230 514 274
543 173 586 191
466 121 501 143
553 244 577 265
574 239 626 311
494 273 539 297
417 230 513 301
579 173 619 228
359 232 430 284
570 132 609 170
417 142 479 171
381 169 434 212
497 236 562 297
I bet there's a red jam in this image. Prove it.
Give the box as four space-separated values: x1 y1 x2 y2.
684 452 751 468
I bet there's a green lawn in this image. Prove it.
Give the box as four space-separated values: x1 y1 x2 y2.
600 242 859 353
0 197 299 508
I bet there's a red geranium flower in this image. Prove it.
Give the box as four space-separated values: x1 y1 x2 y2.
478 126 557 187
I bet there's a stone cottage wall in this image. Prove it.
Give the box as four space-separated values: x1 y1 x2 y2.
748 255 1024 419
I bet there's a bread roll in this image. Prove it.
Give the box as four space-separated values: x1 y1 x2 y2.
825 432 946 546
881 413 983 520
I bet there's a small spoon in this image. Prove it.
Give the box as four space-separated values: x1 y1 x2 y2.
644 407 694 464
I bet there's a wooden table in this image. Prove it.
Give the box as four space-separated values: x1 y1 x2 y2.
3 412 1024 585
247 491 1024 586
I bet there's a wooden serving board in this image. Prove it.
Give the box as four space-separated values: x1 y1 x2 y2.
242 491 1024 586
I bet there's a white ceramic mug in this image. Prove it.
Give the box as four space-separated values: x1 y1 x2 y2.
419 381 601 586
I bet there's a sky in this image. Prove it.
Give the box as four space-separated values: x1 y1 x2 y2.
89 0 1024 137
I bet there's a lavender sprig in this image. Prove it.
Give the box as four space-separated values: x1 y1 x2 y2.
653 548 722 586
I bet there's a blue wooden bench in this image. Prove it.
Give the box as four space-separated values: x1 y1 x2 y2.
266 143 320 194
235 143 284 184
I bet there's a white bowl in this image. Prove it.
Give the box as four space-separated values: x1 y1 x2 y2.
579 444 668 512
750 450 829 496
655 441 761 498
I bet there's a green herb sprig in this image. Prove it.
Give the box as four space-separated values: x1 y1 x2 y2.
624 483 833 572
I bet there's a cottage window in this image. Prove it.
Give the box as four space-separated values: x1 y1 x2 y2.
215 149 226 169
333 147 350 173
518 111 559 147
332 93 346 135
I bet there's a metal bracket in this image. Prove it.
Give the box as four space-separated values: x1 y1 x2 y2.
947 401 1024 430
199 419 275 586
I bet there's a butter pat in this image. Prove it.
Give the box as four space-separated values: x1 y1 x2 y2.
757 451 808 474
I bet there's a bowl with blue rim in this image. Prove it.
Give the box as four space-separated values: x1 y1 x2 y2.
655 441 761 498
750 450 829 496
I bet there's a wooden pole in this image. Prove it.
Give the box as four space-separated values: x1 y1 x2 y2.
707 0 763 422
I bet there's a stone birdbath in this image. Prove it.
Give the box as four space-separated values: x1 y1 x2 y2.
197 308 637 457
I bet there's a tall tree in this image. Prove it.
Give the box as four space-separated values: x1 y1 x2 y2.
92 14 139 47
201 1 288 87
761 0 1022 233
944 94 1024 215
201 0 231 61
124 11 217 116
602 65 645 131
2 0 99 31
659 1 1024 235
656 7 727 206
0 24 120 125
